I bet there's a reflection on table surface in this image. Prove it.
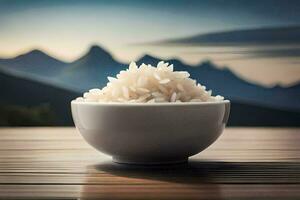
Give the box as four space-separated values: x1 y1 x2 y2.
0 127 300 199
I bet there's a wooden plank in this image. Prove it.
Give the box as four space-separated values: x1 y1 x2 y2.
0 128 299 199
0 184 300 199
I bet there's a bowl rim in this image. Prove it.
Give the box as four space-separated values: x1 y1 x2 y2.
71 99 230 106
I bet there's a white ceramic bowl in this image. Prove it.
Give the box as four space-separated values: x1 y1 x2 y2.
71 100 230 164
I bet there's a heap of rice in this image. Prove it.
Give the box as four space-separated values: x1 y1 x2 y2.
75 61 224 103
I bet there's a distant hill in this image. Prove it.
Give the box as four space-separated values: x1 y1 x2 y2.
58 45 126 91
157 26 300 46
0 69 79 126
0 49 67 77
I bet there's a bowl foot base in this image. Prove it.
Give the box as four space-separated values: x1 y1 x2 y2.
112 157 188 165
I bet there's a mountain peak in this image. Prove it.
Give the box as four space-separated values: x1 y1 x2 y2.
12 49 65 66
140 54 159 60
71 45 119 67
272 84 285 89
27 49 45 55
197 60 214 69
0 49 66 76
136 54 188 68
86 45 112 58
89 45 104 52
136 54 161 65
16 49 52 60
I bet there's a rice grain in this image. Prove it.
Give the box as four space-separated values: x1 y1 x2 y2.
76 61 224 103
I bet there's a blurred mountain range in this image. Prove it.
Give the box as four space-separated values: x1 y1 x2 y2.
0 45 299 126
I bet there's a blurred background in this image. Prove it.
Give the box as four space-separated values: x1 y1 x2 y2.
0 0 299 126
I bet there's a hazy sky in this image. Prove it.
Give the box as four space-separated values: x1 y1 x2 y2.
0 0 300 86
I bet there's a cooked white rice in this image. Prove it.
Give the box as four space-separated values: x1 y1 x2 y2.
75 61 224 103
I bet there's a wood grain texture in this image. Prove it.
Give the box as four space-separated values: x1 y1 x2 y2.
0 127 299 199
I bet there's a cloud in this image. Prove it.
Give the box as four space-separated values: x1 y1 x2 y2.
244 48 300 58
153 26 300 46
182 47 300 60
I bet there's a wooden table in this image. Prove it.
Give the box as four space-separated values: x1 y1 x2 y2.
0 128 300 199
